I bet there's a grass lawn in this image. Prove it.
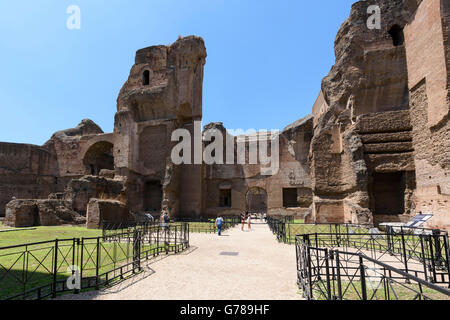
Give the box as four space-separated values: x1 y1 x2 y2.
308 279 450 300
0 225 178 300
0 225 102 248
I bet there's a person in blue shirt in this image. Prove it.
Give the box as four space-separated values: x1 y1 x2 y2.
215 216 224 236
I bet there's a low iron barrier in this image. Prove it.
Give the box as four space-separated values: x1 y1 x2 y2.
296 234 450 300
0 223 189 300
268 217 450 287
102 216 241 237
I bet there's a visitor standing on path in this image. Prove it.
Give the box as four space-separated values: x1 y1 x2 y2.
160 211 170 230
215 216 224 236
241 212 246 231
247 213 251 230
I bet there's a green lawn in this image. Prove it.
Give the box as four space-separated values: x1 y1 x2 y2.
0 225 177 300
308 279 450 300
0 225 102 248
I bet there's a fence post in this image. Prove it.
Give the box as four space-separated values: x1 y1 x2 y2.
400 232 409 278
95 237 100 289
52 239 59 298
80 238 84 291
133 229 141 272
175 226 178 253
72 238 79 294
419 234 429 282
157 225 160 255
306 246 314 300
443 234 450 288
359 256 367 300
324 249 332 300
288 224 291 244
165 226 169 254
335 252 342 300
432 229 443 268
387 225 393 255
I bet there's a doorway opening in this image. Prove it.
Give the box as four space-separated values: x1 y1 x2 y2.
246 187 267 214
144 181 162 212
371 172 406 215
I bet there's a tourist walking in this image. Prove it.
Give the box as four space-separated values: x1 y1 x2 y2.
241 212 246 231
215 216 224 236
247 213 251 230
160 211 170 230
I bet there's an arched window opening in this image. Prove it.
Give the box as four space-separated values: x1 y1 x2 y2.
143 70 150 86
388 25 404 46
246 187 267 214
83 141 114 176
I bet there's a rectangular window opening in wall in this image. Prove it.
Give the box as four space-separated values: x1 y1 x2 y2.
372 172 406 215
219 189 232 208
283 188 298 208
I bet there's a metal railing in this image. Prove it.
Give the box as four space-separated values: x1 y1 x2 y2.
102 216 241 237
266 217 373 244
296 234 450 300
267 217 448 245
268 217 450 287
0 223 189 300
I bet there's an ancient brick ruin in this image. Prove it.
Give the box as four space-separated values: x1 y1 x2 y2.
1 0 449 230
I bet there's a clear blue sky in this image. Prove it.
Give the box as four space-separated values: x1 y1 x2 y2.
0 0 355 145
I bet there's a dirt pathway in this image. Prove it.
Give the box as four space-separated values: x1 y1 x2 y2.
59 222 302 300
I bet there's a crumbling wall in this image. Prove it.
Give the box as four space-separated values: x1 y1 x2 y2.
86 199 132 229
4 199 85 227
0 143 59 217
114 36 207 217
202 116 313 218
404 0 450 231
309 0 421 225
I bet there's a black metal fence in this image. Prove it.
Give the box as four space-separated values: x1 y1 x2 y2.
268 217 450 289
296 234 450 300
267 217 374 244
102 216 241 237
0 223 189 300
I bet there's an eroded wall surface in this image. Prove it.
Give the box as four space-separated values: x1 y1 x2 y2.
114 36 207 217
404 0 450 230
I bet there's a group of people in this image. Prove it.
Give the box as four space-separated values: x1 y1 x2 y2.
215 211 266 236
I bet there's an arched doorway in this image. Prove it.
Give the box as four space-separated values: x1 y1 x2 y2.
246 187 267 214
83 141 114 175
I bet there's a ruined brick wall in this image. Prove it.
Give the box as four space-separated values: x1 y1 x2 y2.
409 81 449 230
309 0 422 225
0 143 59 216
404 0 449 128
202 116 313 218
115 36 207 217
403 0 450 230
312 91 329 128
0 119 115 219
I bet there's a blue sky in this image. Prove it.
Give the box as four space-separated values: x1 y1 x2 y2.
0 0 355 145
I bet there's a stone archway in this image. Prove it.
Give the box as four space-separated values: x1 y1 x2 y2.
82 141 114 175
246 187 267 214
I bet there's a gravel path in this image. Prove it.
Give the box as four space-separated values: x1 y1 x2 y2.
59 222 302 300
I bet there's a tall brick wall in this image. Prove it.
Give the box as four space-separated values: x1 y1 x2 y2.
0 143 59 217
442 0 450 101
402 0 450 231
404 0 449 128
